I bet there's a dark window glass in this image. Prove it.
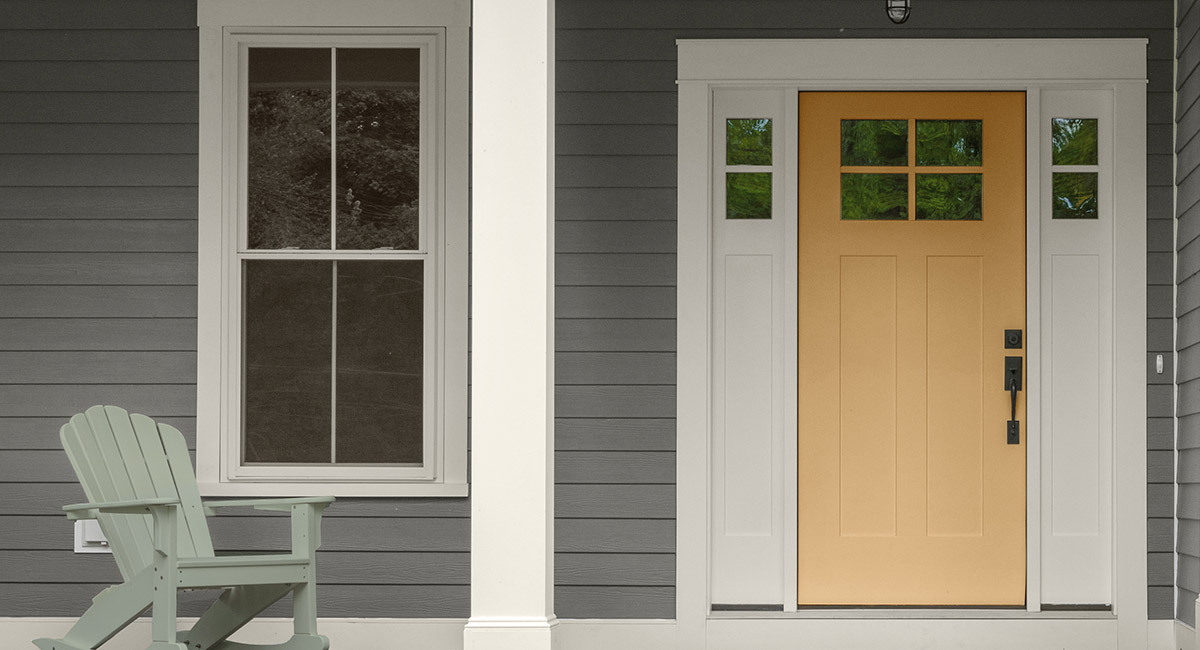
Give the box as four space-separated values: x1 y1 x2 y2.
243 260 333 463
726 172 772 219
1052 118 1098 166
336 261 424 464
841 120 907 166
1052 172 1099 219
915 174 983 221
726 118 772 166
841 173 907 220
247 48 332 249
916 120 982 166
336 49 422 250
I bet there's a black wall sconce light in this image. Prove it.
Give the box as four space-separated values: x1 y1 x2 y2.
887 0 911 24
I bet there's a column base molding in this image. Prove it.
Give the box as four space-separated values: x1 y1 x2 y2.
464 616 559 650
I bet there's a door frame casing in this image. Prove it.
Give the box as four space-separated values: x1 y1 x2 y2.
676 39 1148 649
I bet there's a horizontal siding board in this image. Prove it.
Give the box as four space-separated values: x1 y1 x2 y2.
1148 417 1174 451
0 318 197 352
1183 449 1200 484
556 318 675 352
1149 187 1174 224
0 62 196 92
1148 318 1173 351
1179 484 1200 520
557 519 675 553
0 417 196 450
557 385 675 418
0 155 196 187
556 92 676 126
1183 0 1200 53
0 584 468 618
0 0 194 29
556 352 675 385
0 286 196 317
558 222 677 253
0 92 198 124
556 553 674 586
0 484 86 515
557 125 677 155
1147 252 1173 286
0 187 197 219
0 124 199 155
1182 413 1200 450
1149 585 1174 619
1181 275 1200 316
0 351 196 384
1147 384 1174 417
1148 285 1174 319
1181 518 1200 557
209 517 470 553
556 451 675 484
558 155 677 188
1149 551 1174 585
556 586 673 619
1184 553 1200 593
1184 380 1200 419
557 0 1172 30
0 221 197 253
1151 484 1176 518
559 27 1173 62
557 287 675 318
557 253 676 286
1148 517 1173 552
1147 450 1174 484
1181 589 1200 627
556 418 676 451
0 385 194 417
0 29 197 61
557 188 676 221
557 484 675 518
0 253 196 284
557 62 678 93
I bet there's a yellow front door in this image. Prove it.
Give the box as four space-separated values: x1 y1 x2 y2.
797 92 1026 606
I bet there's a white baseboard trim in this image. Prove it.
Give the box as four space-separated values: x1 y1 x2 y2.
1175 619 1196 650
1 617 676 650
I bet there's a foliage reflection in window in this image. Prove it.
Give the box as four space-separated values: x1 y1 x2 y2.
727 118 772 166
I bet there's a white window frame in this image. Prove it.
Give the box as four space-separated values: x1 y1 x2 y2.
196 0 469 497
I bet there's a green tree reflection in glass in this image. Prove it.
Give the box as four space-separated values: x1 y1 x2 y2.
841 120 907 166
916 174 982 220
727 173 772 219
1052 172 1098 219
841 173 907 220
916 120 982 166
727 119 772 166
1052 118 1098 165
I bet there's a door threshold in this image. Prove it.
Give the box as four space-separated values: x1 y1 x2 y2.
708 608 1116 620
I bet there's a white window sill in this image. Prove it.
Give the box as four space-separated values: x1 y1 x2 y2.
197 481 469 498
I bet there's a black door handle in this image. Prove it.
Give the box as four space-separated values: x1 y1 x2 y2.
1004 356 1022 445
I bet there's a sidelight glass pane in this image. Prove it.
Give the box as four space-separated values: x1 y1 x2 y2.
336 48 422 250
841 173 907 220
916 120 982 166
726 172 772 219
247 48 332 250
243 260 333 463
1052 172 1098 219
841 120 907 166
915 173 983 221
726 118 772 166
1052 118 1098 165
336 261 424 464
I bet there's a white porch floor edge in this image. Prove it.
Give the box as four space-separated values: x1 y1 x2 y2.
0 618 673 650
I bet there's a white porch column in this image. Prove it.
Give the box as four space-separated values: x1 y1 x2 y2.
464 0 557 648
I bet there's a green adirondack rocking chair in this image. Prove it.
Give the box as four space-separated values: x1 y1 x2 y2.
34 405 335 650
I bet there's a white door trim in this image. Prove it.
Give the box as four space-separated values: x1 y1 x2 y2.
676 38 1148 649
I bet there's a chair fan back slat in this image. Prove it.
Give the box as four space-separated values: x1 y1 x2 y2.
159 423 215 557
126 411 200 558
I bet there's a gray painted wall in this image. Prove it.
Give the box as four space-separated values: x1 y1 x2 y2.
1180 0 1200 628
555 0 1176 619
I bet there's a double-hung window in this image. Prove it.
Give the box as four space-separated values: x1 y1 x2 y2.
197 3 469 496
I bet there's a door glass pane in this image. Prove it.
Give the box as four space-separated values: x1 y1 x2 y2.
726 172 772 219
336 260 424 464
247 48 332 250
841 173 907 220
1052 172 1098 219
916 174 983 221
916 120 982 166
841 120 907 166
1052 118 1098 165
243 260 332 463
336 48 422 250
727 118 772 166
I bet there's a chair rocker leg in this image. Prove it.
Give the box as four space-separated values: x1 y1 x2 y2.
205 636 329 650
178 584 295 650
32 568 155 650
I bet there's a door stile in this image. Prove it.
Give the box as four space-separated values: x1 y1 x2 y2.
1023 87 1043 614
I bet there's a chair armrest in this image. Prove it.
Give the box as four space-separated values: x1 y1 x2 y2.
63 497 181 520
201 496 335 516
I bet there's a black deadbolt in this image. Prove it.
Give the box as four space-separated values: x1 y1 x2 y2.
1004 329 1023 349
